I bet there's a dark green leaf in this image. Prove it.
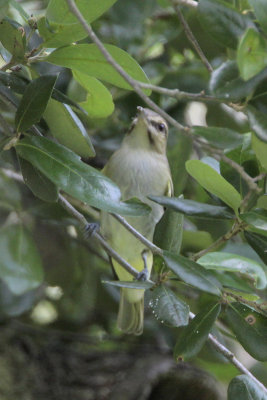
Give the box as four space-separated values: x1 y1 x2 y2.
19 157 59 202
174 303 221 361
153 207 183 253
15 136 149 216
0 17 25 60
149 285 189 327
198 0 255 49
245 231 267 265
46 44 151 93
198 252 266 289
247 106 267 142
228 375 267 400
0 71 28 94
0 224 44 295
241 209 267 236
0 281 38 317
15 75 57 132
43 98 95 158
249 0 267 36
237 28 267 81
150 196 234 220
192 126 244 150
186 160 241 213
163 251 222 296
252 134 267 171
168 135 192 196
102 280 154 289
226 302 267 361
0 172 21 210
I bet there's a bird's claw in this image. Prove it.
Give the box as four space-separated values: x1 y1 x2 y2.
83 222 100 238
136 268 149 281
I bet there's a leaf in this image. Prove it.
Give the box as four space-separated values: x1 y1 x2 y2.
153 207 184 253
163 251 222 296
149 285 189 327
174 303 221 361
248 0 267 36
198 252 266 289
237 28 267 81
41 0 117 47
0 172 21 210
102 280 154 289
241 209 267 236
228 375 267 400
191 126 244 150
150 196 234 220
43 98 95 158
181 231 213 253
19 157 59 202
0 281 38 317
252 134 267 171
15 136 149 216
0 224 44 295
226 302 267 361
245 231 267 265
247 106 267 142
0 17 25 60
73 71 114 118
46 44 151 93
198 0 255 49
15 75 57 132
186 160 241 213
0 0 9 21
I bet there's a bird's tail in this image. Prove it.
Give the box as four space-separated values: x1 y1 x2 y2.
117 288 144 335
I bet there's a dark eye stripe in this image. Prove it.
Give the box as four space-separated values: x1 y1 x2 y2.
149 120 166 132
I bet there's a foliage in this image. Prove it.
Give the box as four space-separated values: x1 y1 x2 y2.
0 0 267 397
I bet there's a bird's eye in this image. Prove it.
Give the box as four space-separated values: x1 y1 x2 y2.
158 123 165 132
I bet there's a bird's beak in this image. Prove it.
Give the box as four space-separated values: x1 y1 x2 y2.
136 106 147 123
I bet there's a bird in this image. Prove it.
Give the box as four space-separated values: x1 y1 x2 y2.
101 106 173 335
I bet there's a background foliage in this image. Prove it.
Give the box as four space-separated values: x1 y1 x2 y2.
0 0 267 398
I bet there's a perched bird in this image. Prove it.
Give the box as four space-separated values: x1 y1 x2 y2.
101 106 173 335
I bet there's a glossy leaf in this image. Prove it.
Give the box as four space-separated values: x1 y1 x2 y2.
198 252 266 289
102 280 153 289
153 207 184 253
0 224 44 295
149 285 189 327
248 0 267 36
150 196 234 220
237 28 267 81
186 160 241 213
0 17 25 60
226 302 267 361
174 303 221 361
241 209 267 235
198 0 255 49
252 134 267 170
245 231 267 265
228 375 267 400
163 251 222 296
15 136 149 216
19 157 59 202
46 44 151 92
191 126 243 150
73 71 114 118
247 106 267 142
15 75 57 132
43 98 95 158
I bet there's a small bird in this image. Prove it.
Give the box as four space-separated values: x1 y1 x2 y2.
101 106 173 335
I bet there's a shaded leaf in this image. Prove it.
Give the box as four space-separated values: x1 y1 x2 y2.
0 172 21 210
247 106 267 142
228 375 267 400
252 134 267 170
226 302 267 361
149 285 189 327
153 206 183 253
245 231 267 265
0 17 25 60
248 0 267 36
192 126 243 150
181 230 213 253
15 75 57 132
163 251 222 296
241 209 267 236
174 303 221 361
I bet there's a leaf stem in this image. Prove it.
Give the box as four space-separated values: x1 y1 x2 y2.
223 291 267 316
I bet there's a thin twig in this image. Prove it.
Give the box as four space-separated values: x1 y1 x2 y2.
171 2 213 72
223 291 267 316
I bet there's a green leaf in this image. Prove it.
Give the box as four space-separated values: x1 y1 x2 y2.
252 134 267 170
15 136 149 216
163 251 222 296
247 106 267 142
0 17 25 60
241 209 267 236
43 98 95 158
198 252 266 289
248 0 267 36
226 302 267 361
46 44 151 93
186 160 241 213
149 285 189 327
257 195 267 210
19 157 59 202
174 303 221 361
228 375 267 400
73 71 114 118
191 126 244 150
150 196 234 220
0 71 28 94
245 231 267 265
181 231 213 254
0 224 44 295
198 0 255 49
102 280 154 289
15 75 57 132
237 28 267 81
0 281 38 317
41 0 117 47
153 206 184 253
9 0 29 21
0 172 21 210
0 0 9 21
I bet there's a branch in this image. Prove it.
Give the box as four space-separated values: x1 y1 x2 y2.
171 2 213 72
223 291 267 316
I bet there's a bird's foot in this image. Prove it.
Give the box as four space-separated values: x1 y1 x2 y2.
83 222 100 238
136 250 150 281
